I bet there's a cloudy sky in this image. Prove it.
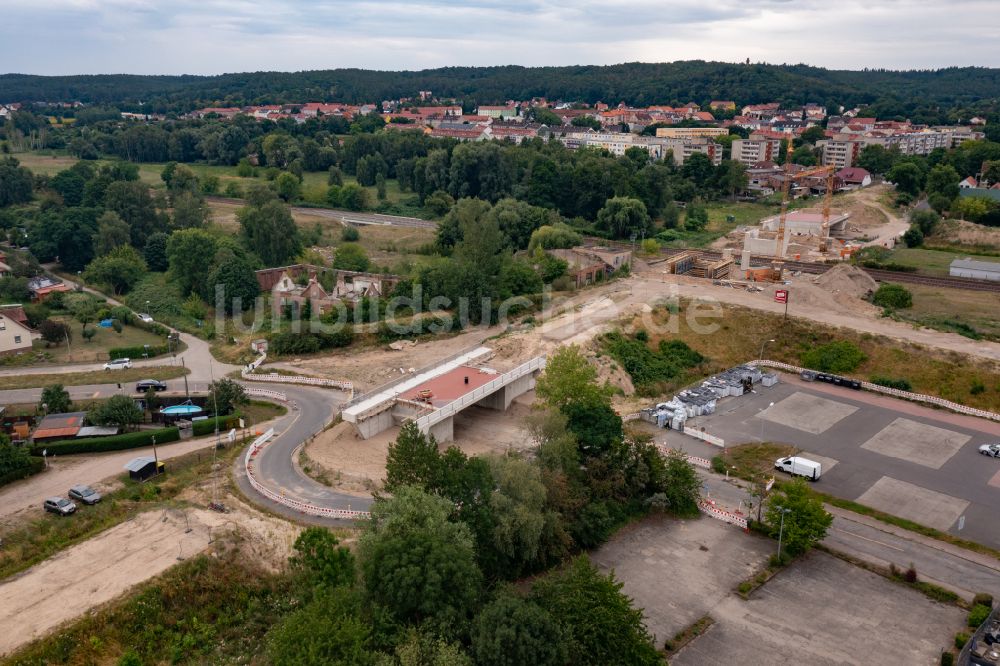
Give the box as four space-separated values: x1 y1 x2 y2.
2 0 998 75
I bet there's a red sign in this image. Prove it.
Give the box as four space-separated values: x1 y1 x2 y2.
774 289 788 304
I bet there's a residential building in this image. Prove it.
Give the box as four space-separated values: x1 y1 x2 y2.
0 305 39 355
731 137 781 165
819 137 866 168
32 412 87 442
950 258 1000 281
834 167 873 189
654 127 728 139
476 104 518 119
27 276 71 301
959 176 978 189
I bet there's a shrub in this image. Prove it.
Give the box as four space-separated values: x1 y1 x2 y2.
800 340 866 373
109 344 170 360
0 456 45 487
340 225 360 242
973 593 994 609
871 376 912 391
968 603 991 628
941 651 954 666
269 329 354 355
955 632 969 649
711 456 726 474
872 284 912 310
29 427 179 456
192 415 239 437
904 563 918 583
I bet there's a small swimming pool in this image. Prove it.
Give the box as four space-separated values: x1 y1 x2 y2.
160 402 203 416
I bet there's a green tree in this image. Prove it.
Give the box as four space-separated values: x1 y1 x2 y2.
290 527 356 591
83 246 148 295
0 157 34 207
471 588 567 666
680 151 714 188
38 319 72 347
238 200 302 266
902 224 924 247
684 201 709 231
765 478 833 556
527 223 582 251
658 449 701 516
872 283 912 309
39 384 72 414
856 145 896 175
265 587 374 666
925 164 960 203
384 422 442 491
92 211 131 257
103 180 159 247
532 556 661 666
716 159 748 200
88 394 143 430
424 189 455 216
332 243 370 272
167 228 219 297
535 345 612 411
487 455 552 574
595 197 651 240
358 485 482 634
886 162 924 196
208 255 260 314
275 171 302 202
206 378 249 415
143 232 170 272
0 434 31 478
375 173 387 201
171 191 208 229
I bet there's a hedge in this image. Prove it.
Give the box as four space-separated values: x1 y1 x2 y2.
0 457 45 487
192 415 239 437
30 427 180 456
109 344 171 361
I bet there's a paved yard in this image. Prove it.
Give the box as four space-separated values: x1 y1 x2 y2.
663 375 1000 549
590 515 773 647
672 551 964 665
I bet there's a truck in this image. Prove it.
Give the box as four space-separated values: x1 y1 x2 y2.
774 456 822 481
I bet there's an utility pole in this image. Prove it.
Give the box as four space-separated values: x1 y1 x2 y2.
776 504 791 557
151 434 159 475
181 356 189 399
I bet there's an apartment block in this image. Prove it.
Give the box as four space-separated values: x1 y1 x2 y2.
731 137 781 165
654 127 729 140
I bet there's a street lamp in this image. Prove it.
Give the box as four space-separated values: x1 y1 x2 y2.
775 504 792 557
759 338 776 361
760 401 774 442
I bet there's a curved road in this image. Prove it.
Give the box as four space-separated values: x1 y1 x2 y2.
232 383 373 524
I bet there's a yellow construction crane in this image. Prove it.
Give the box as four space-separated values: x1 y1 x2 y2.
774 135 836 257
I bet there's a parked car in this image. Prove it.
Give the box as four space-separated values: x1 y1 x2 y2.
775 456 822 481
979 443 1000 458
68 485 102 505
135 379 167 393
136 313 154 323
104 358 132 371
43 497 76 515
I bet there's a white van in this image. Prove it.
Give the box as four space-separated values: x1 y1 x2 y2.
775 456 822 481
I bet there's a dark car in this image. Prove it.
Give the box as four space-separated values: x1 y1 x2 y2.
135 379 168 393
43 497 76 516
68 485 102 505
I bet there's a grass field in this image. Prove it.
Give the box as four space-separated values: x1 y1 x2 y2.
883 247 1000 276
0 366 188 391
894 284 1000 341
31 318 172 365
630 299 1000 411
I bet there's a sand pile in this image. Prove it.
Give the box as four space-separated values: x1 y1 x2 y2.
814 264 877 298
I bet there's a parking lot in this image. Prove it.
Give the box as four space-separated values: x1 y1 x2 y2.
672 551 964 665
663 373 1000 549
591 515 773 646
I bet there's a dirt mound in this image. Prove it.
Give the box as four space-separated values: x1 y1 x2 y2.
814 263 878 298
589 350 635 395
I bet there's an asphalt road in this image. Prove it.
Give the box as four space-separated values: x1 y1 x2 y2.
699 468 1000 602
0 378 212 405
232 384 372 525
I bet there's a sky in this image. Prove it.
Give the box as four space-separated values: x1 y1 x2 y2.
2 0 999 75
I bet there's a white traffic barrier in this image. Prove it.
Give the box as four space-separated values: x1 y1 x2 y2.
698 500 748 529
243 351 355 396
243 426 372 521
682 426 725 448
752 359 1000 422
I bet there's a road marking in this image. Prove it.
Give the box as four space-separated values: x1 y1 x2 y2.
832 525 905 552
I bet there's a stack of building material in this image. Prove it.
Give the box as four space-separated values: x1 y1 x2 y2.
761 373 779 387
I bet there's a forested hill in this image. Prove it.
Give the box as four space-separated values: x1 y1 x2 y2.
2 62 1000 118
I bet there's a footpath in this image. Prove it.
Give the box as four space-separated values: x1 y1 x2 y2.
696 469 1000 602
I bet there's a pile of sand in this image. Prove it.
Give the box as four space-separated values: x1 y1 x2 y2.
814 263 878 299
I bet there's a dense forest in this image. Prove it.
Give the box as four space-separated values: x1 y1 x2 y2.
3 62 1000 121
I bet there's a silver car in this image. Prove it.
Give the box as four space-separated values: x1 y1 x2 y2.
979 443 1000 458
68 485 102 505
44 497 76 515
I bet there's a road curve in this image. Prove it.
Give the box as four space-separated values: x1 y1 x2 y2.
233 383 373 525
